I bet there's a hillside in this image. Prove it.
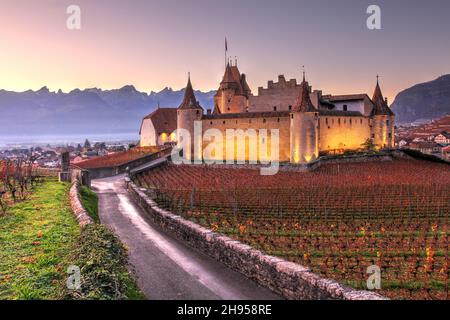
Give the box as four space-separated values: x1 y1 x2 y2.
391 75 450 123
0 86 215 136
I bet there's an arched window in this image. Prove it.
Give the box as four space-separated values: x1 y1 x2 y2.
273 106 277 111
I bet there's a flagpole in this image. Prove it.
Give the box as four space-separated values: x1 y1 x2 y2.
225 38 227 69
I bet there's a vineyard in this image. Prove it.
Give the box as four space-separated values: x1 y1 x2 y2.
75 146 163 169
133 159 450 300
0 159 48 215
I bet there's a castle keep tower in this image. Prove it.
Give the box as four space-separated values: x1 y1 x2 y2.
213 62 251 114
177 74 203 161
371 77 395 149
290 74 319 164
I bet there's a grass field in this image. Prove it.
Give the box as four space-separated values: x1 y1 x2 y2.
0 179 144 300
0 180 79 299
134 159 450 300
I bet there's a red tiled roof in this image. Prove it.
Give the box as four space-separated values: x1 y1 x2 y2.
218 63 246 96
140 108 177 135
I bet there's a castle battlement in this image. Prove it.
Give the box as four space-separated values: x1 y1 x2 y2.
257 75 300 95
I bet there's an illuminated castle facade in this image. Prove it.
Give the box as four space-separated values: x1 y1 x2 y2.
141 62 395 164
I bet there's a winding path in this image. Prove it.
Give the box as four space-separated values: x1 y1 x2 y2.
92 175 280 300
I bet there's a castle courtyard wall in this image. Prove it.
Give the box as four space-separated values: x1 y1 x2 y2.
319 115 371 152
201 115 291 162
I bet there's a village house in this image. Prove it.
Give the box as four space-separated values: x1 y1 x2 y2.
434 131 450 145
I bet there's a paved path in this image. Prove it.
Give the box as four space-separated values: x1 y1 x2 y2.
92 175 280 300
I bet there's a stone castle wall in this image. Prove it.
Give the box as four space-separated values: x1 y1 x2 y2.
214 90 247 114
202 115 291 162
319 115 372 151
248 75 300 112
372 115 395 149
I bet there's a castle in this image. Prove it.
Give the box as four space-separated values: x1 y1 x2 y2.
140 62 395 164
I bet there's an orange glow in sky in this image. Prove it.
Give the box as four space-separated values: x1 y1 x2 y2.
1 0 449 103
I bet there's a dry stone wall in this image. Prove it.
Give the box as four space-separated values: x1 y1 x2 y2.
69 181 94 228
126 178 386 300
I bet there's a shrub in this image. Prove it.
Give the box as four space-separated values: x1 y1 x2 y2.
62 224 144 300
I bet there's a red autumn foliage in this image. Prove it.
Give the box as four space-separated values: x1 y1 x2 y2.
134 159 450 300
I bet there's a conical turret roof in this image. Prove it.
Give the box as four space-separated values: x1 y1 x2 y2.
221 63 236 84
371 78 394 116
295 74 317 112
179 74 203 110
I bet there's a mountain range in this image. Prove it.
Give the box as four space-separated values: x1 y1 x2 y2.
1 74 449 138
391 74 450 124
0 86 215 136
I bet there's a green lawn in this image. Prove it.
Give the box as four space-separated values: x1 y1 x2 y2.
0 179 145 300
79 186 100 223
0 180 79 299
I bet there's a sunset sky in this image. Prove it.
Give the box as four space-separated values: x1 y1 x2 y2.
1 0 449 102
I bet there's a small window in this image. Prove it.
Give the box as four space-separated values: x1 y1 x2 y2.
277 118 280 122
371 134 375 139
338 118 341 125
325 118 328 125
360 119 363 124
289 105 292 111
196 110 200 115
210 121 213 125
291 114 294 119
386 120 390 126
343 105 348 111
388 133 392 138
227 107 230 111
350 119 352 125
263 119 266 123
223 121 226 124
273 106 277 111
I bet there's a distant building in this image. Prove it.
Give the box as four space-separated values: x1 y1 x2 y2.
442 145 450 160
434 131 450 145
398 139 409 148
409 141 443 155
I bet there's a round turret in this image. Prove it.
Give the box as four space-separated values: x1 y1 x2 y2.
177 74 203 161
290 75 319 164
